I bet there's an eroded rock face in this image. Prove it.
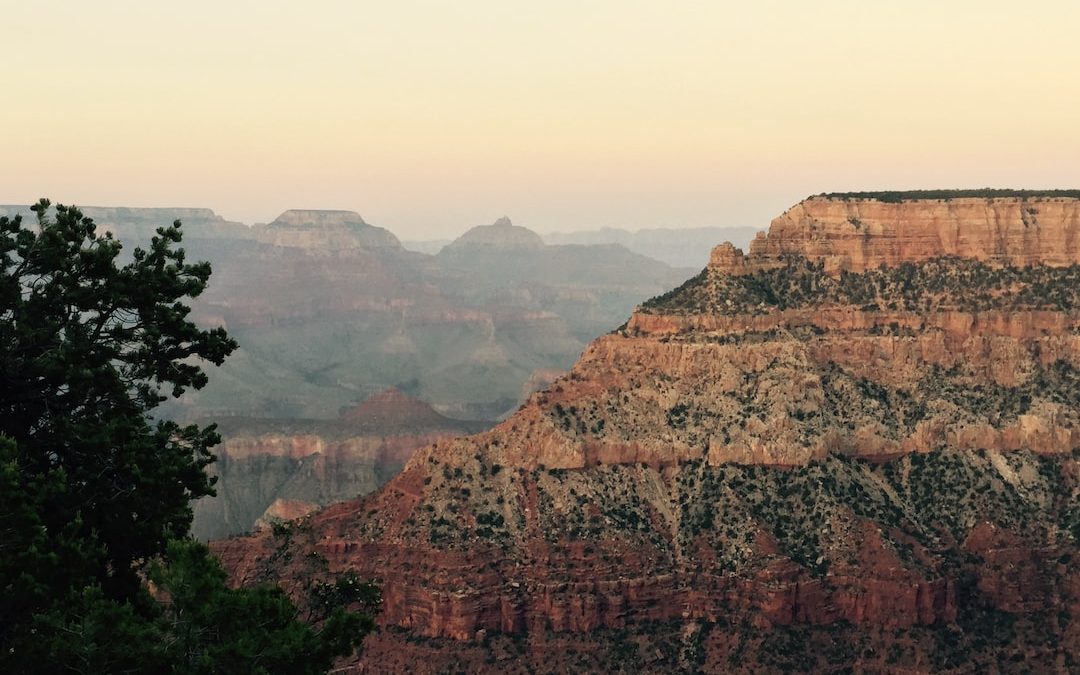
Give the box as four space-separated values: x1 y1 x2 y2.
214 194 1080 673
743 195 1080 274
192 390 488 540
254 498 320 531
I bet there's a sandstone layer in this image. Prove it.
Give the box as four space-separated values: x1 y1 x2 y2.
717 194 1080 275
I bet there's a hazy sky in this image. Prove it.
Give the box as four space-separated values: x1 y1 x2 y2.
3 1 1079 239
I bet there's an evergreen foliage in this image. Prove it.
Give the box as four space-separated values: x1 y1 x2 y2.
0 200 375 673
817 189 1080 202
640 256 1080 316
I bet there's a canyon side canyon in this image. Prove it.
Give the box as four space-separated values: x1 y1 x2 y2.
214 193 1080 673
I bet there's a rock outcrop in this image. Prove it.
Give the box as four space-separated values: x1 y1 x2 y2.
212 193 1080 671
339 388 457 427
253 498 320 531
743 193 1080 274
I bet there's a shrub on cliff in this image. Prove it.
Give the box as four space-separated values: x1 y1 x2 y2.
0 200 374 673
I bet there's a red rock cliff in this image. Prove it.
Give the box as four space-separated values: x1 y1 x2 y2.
214 194 1080 673
719 195 1080 275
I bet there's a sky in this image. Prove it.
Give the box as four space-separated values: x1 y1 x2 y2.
2 1 1079 239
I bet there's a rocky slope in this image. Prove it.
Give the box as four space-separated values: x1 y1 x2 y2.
192 390 488 540
213 193 1080 673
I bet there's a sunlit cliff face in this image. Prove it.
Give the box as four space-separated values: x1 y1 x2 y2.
213 195 1080 672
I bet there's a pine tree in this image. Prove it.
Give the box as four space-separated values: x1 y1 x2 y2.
0 200 375 673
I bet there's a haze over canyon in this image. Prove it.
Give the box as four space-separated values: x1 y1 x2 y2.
0 203 748 538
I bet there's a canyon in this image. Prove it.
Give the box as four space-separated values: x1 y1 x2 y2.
0 204 694 538
0 204 691 422
213 193 1080 673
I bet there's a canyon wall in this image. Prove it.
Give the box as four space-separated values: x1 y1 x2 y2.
214 195 1080 672
714 196 1080 275
193 390 489 539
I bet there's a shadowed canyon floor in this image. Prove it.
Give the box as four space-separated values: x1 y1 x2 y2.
215 192 1078 672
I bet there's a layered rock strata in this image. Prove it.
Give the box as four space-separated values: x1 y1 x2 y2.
740 194 1080 275
193 390 488 540
215 194 1080 673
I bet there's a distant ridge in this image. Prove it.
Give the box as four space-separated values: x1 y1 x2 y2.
442 216 544 251
258 209 402 249
544 225 758 268
0 204 251 239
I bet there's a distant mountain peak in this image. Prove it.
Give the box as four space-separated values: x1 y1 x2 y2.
444 216 543 251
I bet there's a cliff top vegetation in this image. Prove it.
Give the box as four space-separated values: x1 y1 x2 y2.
816 189 1080 202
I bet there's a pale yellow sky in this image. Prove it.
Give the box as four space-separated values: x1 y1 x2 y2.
2 1 1078 239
